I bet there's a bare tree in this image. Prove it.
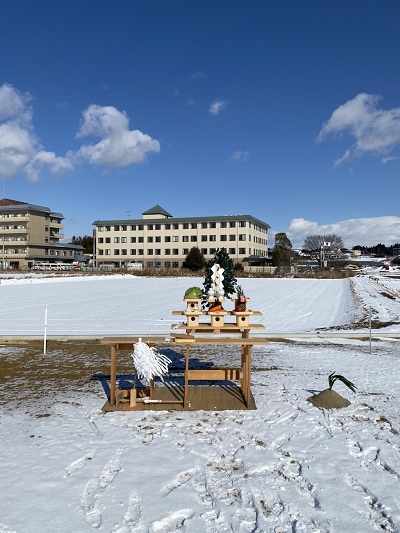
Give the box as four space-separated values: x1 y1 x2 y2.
303 234 344 252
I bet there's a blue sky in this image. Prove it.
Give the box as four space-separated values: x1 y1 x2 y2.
1 0 400 248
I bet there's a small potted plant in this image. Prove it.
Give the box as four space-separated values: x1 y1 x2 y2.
234 285 247 312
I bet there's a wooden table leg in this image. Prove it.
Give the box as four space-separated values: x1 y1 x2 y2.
110 344 117 406
242 345 253 407
184 345 189 408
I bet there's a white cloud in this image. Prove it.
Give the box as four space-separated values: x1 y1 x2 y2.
191 70 207 80
381 155 399 164
286 216 400 248
25 150 75 183
209 98 230 116
316 93 400 163
76 105 160 167
186 98 195 106
0 84 160 181
230 150 250 162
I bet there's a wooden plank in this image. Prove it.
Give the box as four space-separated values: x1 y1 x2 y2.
110 344 116 405
187 369 241 380
102 385 256 412
172 336 269 345
175 323 266 332
101 337 167 349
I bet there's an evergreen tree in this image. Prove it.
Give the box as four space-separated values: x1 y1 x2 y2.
184 247 206 271
203 249 237 301
271 246 282 266
71 235 93 254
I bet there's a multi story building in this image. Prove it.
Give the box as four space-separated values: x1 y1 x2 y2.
93 205 269 269
0 198 84 270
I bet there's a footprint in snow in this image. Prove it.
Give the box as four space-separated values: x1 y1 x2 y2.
148 508 194 533
64 451 95 477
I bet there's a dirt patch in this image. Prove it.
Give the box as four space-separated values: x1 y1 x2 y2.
306 388 351 409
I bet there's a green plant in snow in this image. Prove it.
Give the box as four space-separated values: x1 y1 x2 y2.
328 372 357 393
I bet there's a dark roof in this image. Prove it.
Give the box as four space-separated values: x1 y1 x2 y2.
0 198 26 206
0 198 63 218
142 205 172 217
93 214 270 229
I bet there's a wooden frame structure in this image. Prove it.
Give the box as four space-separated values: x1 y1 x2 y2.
100 298 267 411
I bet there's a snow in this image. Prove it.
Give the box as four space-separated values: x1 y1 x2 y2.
0 273 399 532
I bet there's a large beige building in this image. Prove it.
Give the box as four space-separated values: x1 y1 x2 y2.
0 198 83 270
93 205 269 269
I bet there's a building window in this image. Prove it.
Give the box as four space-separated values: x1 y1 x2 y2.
239 221 246 227
209 222 216 228
209 235 216 242
98 227 104 232
164 261 171 268
173 249 179 255
201 222 207 229
229 248 236 254
138 225 143 231
221 235 227 241
165 236 171 242
98 238 104 243
105 226 110 232
201 235 207 242
201 248 207 255
229 235 236 241
172 262 179 268
147 236 153 243
105 237 111 243
138 249 144 255
114 237 120 243
191 223 197 229
105 249 111 255
173 223 179 229
131 249 136 255
155 261 161 268
147 262 154 268
172 236 179 242
239 248 246 255
148 249 153 255
147 224 153 230
121 225 127 231
155 224 161 230
220 221 227 228
114 249 120 255
239 234 246 241
183 248 189 255
98 250 104 255
155 249 161 255
130 225 136 231
165 249 171 255
191 236 197 242
183 223 189 229
130 237 136 243
155 236 161 242
165 224 171 230
183 236 189 242
209 248 217 254
114 225 119 231
138 237 144 243
121 249 127 255
229 221 236 228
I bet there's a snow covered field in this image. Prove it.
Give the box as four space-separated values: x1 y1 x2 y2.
0 273 399 532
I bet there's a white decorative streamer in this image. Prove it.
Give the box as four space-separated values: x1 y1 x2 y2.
131 338 171 384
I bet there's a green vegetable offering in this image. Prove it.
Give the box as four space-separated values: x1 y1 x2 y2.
184 287 203 299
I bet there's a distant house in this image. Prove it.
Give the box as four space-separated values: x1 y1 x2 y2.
93 205 270 269
0 198 84 270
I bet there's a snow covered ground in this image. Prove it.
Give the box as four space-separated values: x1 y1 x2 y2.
0 273 399 532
